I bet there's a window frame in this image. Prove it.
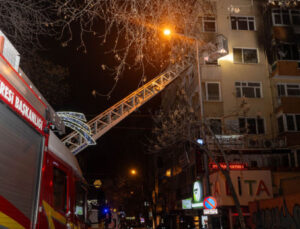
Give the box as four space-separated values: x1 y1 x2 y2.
277 113 300 132
230 15 256 31
233 47 259 64
238 117 265 135
202 16 217 32
52 164 68 213
235 81 262 98
272 9 300 26
277 83 300 97
205 81 222 101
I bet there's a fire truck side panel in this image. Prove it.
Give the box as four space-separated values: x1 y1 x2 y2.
37 131 87 229
0 101 44 228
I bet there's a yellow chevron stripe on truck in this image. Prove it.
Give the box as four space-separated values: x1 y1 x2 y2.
0 211 25 229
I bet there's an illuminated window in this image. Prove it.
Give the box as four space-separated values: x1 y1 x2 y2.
233 48 258 64
235 82 262 98
239 117 265 134
231 16 255 30
53 167 67 212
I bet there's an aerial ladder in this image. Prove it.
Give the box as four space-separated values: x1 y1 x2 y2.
63 59 192 155
62 35 228 155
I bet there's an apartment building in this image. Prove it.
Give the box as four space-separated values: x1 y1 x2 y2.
154 0 300 228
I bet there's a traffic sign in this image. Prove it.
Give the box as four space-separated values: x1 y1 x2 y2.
203 196 217 209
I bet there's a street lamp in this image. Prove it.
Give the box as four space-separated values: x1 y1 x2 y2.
130 169 137 176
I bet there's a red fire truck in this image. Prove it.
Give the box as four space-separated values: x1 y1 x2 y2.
0 33 88 228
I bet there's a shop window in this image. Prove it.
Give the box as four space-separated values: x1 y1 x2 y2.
206 82 221 101
235 82 261 98
233 48 258 64
239 117 265 134
231 16 255 30
203 17 216 32
53 167 67 212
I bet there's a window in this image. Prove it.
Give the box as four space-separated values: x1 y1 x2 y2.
239 117 265 134
203 17 216 32
276 43 299 60
277 84 300 97
233 48 258 64
272 9 291 25
53 167 67 212
231 16 255 30
272 9 300 26
209 119 222 135
277 114 300 132
75 182 86 221
206 82 221 101
278 116 284 133
235 82 262 98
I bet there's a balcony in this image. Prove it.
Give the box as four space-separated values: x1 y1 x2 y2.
271 60 300 78
276 97 300 113
206 135 286 150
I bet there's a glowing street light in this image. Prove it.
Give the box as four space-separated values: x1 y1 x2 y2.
130 169 137 175
163 28 171 36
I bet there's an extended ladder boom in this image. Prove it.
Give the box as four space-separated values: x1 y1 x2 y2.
63 60 191 155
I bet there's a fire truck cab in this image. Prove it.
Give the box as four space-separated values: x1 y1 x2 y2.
0 31 88 229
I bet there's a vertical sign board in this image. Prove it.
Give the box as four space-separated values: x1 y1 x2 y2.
192 180 204 208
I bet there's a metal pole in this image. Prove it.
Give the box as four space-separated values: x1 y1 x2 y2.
196 40 212 229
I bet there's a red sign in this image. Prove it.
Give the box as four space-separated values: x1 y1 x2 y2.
0 73 46 133
209 163 247 170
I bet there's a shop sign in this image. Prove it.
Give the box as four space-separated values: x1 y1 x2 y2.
182 198 192 209
192 180 204 208
203 209 218 215
210 170 273 206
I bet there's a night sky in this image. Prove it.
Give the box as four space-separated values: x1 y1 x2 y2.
41 27 162 188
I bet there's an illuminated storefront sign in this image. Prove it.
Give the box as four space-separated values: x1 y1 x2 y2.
192 180 204 208
182 198 192 209
203 209 218 215
209 162 247 170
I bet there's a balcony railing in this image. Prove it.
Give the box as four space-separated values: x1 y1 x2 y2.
271 60 300 78
206 135 286 150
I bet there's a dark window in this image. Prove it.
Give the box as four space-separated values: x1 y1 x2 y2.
53 167 67 212
278 116 284 133
277 84 286 97
272 9 291 25
233 48 258 63
209 119 222 135
292 10 300 25
296 115 300 130
277 44 299 60
206 83 220 101
239 118 265 134
231 16 255 30
286 115 295 131
203 17 216 32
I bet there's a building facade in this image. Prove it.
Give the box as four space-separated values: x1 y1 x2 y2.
154 0 300 228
